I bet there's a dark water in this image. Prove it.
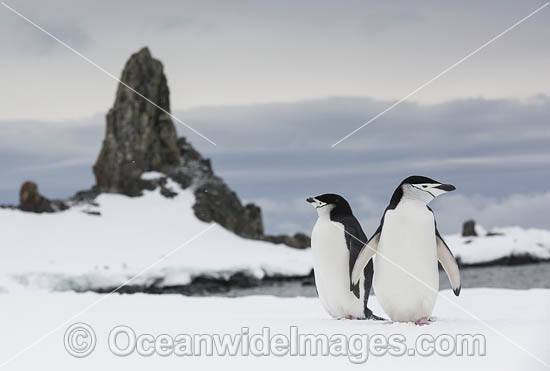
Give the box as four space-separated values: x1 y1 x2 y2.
221 263 550 297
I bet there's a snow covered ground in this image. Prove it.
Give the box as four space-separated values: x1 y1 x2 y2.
448 227 550 265
1 177 549 369
0 288 548 370
0 179 311 293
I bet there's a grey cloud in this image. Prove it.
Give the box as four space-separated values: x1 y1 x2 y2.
359 3 424 33
255 192 550 237
2 0 549 120
0 95 548 235
179 96 550 153
0 115 103 204
0 115 103 157
177 96 549 195
430 192 550 234
174 95 550 234
0 9 90 57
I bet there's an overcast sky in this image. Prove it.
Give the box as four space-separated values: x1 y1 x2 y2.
1 0 549 120
0 0 549 235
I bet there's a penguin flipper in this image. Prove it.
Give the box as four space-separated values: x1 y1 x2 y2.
351 231 380 286
335 216 369 299
436 230 461 296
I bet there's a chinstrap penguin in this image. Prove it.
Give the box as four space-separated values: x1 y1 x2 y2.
351 176 461 325
307 194 382 320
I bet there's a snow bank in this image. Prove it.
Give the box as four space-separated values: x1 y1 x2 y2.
447 227 550 265
1 289 549 370
0 180 311 293
1 179 549 293
140 171 165 180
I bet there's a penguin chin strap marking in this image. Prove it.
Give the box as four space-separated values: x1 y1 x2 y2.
315 204 329 209
425 190 436 198
411 184 437 199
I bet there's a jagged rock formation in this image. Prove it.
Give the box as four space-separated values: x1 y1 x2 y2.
93 47 181 196
19 181 67 213
90 47 309 248
164 137 264 238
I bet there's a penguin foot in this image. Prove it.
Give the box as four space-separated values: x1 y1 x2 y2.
363 309 386 321
415 317 430 326
345 315 357 320
366 313 387 321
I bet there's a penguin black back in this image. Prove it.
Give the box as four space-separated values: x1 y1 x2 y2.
306 193 378 318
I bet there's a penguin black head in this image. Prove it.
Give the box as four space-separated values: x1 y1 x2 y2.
306 193 353 217
390 175 456 206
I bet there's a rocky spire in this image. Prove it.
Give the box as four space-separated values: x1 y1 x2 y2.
87 47 309 248
93 47 181 196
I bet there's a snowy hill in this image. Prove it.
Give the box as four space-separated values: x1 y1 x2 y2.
448 227 550 266
0 178 311 294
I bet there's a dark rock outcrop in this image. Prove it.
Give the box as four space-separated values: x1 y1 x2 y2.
263 233 311 249
462 220 477 237
169 137 264 238
89 270 315 296
93 47 181 196
71 187 102 203
90 46 300 243
89 47 264 238
194 189 264 238
19 181 67 213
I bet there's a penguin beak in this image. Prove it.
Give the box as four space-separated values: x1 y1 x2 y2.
306 197 327 209
427 183 456 198
435 184 456 192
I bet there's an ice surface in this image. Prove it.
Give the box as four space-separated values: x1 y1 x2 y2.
0 289 548 370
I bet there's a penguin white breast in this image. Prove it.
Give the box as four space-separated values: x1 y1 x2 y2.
311 218 364 319
373 201 439 322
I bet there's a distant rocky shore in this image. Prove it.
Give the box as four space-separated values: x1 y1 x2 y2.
91 271 316 296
